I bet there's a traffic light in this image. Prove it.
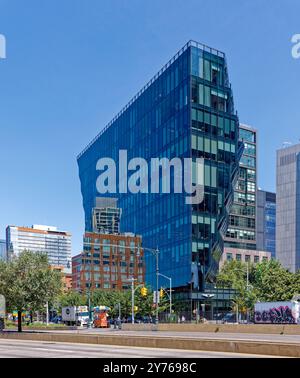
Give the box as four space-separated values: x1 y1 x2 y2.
141 287 148 297
160 287 164 299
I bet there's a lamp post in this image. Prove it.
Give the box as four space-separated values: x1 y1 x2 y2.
137 245 160 325
158 273 172 319
125 277 144 324
232 262 250 323
86 269 92 329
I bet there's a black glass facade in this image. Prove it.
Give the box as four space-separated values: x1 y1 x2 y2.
77 41 242 293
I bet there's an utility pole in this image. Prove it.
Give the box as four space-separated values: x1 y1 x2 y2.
46 302 49 326
131 279 135 325
158 273 172 319
126 277 138 324
156 247 159 325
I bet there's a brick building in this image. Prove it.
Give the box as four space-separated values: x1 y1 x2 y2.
72 232 144 292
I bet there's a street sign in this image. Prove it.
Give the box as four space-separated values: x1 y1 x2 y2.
0 295 5 318
153 291 160 304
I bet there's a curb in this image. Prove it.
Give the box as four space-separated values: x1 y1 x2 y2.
1 332 300 357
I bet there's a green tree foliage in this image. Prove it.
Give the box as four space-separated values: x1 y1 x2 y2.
58 291 86 307
254 259 297 301
216 259 300 311
0 250 63 332
58 287 170 319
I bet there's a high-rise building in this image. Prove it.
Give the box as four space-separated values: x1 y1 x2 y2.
224 124 257 251
77 40 243 307
6 225 72 273
257 190 276 258
0 239 6 261
276 143 300 272
92 197 121 234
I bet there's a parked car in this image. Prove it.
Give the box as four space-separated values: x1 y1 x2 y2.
126 317 142 324
213 313 224 321
51 315 62 324
142 316 154 323
221 313 236 323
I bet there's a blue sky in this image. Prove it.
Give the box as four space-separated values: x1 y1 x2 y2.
0 0 299 255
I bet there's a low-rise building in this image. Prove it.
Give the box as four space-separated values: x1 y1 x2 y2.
220 247 271 268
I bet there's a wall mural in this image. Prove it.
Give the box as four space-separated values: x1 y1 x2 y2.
254 305 296 324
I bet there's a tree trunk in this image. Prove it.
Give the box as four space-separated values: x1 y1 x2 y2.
17 310 22 333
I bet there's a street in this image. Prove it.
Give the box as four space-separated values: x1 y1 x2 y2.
0 338 278 358
33 327 300 344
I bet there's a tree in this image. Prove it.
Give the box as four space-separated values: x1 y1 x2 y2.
216 260 257 314
254 259 297 302
0 250 63 332
58 291 86 308
216 259 300 314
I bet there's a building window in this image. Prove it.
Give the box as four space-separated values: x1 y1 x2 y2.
245 255 251 262
226 253 233 261
254 256 259 263
236 254 242 261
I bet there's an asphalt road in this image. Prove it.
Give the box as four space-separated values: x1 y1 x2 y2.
0 339 277 358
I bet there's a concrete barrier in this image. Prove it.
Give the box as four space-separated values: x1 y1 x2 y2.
1 331 300 357
122 323 300 334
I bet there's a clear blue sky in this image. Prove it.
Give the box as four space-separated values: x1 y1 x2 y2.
0 0 299 255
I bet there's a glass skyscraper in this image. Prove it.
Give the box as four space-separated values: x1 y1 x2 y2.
77 41 242 300
225 124 257 250
257 190 276 258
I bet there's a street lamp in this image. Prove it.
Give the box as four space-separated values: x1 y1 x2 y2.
231 262 251 323
158 273 172 320
137 245 160 325
125 277 143 324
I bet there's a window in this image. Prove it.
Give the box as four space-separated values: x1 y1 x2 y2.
240 129 255 143
226 253 233 261
236 254 242 261
247 182 256 192
254 256 259 263
245 255 251 262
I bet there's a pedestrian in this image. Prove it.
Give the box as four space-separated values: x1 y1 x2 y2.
181 315 185 323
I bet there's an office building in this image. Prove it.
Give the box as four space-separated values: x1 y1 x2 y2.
257 190 276 258
77 40 243 307
92 197 121 234
225 124 257 250
0 239 6 261
6 225 72 273
276 143 300 272
72 232 144 292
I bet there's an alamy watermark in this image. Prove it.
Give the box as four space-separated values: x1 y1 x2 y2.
291 34 300 59
0 34 6 59
95 150 205 205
